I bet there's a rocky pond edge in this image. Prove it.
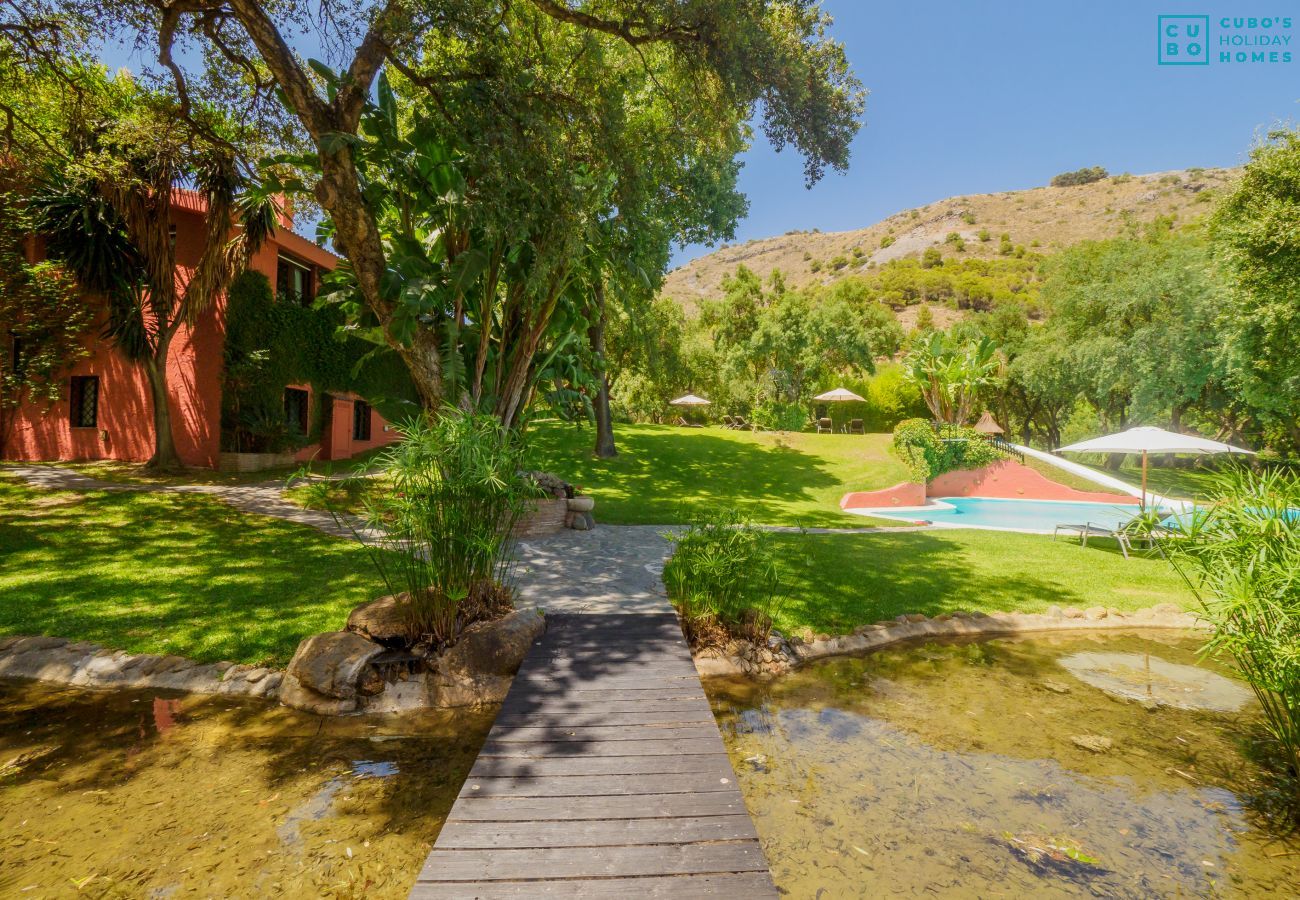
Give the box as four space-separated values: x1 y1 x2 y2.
0 603 1206 705
693 603 1208 679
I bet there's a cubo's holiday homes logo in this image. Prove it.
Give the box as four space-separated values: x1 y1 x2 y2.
1159 15 1293 65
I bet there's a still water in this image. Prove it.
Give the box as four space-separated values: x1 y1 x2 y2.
707 633 1300 898
0 679 494 898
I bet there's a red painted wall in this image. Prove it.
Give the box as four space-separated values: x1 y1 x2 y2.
3 196 395 468
928 459 1139 504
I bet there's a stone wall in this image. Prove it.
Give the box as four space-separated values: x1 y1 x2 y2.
0 636 281 699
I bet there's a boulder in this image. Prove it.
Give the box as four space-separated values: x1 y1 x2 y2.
441 610 545 679
421 610 546 708
284 631 385 701
278 673 359 716
346 594 412 646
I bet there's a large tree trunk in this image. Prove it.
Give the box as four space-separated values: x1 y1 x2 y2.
588 281 617 458
143 353 183 471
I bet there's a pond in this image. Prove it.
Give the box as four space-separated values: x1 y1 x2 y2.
0 679 495 897
706 633 1300 898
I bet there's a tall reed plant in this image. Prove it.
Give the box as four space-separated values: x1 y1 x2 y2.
303 409 536 645
664 511 784 647
1157 466 1300 783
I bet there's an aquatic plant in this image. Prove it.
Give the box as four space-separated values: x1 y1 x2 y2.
1157 466 1300 788
664 510 784 647
301 409 535 645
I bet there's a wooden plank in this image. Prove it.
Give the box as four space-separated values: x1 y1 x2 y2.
418 841 769 882
486 723 720 743
470 752 733 779
444 791 752 822
461 771 738 798
411 872 777 898
497 697 710 715
432 815 759 850
492 709 716 727
477 737 725 757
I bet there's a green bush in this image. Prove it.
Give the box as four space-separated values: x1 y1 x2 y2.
978 229 991 242
960 210 976 225
1156 467 1300 792
892 418 1005 482
809 259 823 273
829 254 850 271
751 399 808 432
1051 166 1108 187
664 510 783 646
880 234 896 248
921 247 943 268
945 232 966 252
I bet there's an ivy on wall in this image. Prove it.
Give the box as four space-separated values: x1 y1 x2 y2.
892 418 1006 482
221 271 419 453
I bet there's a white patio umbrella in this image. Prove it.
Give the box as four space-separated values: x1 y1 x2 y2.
1057 426 1253 508
669 393 711 407
813 387 866 403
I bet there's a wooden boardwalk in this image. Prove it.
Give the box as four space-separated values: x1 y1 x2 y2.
411 612 775 898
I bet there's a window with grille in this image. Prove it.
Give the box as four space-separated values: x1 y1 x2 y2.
352 399 372 441
284 387 309 434
276 254 315 306
70 375 99 428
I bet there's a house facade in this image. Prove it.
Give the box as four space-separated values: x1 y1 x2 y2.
3 192 399 469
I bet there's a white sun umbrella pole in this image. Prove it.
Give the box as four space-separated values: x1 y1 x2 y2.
1057 426 1254 509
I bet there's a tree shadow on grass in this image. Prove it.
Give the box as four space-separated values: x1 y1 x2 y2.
529 428 851 524
771 531 1179 636
0 486 388 666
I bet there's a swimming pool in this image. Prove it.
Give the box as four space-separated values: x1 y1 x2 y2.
856 496 1143 533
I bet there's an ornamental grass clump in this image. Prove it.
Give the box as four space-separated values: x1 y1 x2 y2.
664 511 784 647
1157 467 1300 790
305 409 536 646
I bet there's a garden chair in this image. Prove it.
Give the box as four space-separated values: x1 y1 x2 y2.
847 418 865 435
731 416 752 431
816 417 833 434
675 416 703 428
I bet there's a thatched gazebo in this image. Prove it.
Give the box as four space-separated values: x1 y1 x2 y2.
973 411 1005 435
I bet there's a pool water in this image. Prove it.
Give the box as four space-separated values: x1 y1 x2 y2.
864 496 1145 532
0 679 495 897
706 633 1300 898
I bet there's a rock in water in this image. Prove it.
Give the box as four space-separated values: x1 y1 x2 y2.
280 631 387 715
1071 734 1114 753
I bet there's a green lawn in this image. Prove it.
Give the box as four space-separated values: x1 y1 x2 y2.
769 529 1196 638
0 478 390 666
525 421 913 528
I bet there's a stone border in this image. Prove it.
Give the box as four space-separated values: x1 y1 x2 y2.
694 603 1206 678
0 636 281 699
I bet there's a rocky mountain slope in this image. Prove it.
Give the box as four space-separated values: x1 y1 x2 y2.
662 167 1237 307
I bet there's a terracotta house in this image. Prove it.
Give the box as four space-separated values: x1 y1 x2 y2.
3 191 400 470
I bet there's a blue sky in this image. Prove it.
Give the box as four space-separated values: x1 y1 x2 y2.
672 1 1300 265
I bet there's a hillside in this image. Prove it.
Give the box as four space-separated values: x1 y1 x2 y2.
662 167 1238 307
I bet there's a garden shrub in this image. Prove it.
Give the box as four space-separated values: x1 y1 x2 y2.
751 399 808 432
1155 467 1300 801
892 417 1006 482
880 234 895 248
306 410 538 645
664 510 783 647
921 247 942 268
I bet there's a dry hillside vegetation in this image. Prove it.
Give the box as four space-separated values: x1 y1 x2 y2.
663 168 1237 306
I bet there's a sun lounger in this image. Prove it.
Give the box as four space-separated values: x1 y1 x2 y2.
1053 522 1135 559
674 416 703 428
721 415 736 429
847 418 865 435
731 416 752 431
816 417 833 434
